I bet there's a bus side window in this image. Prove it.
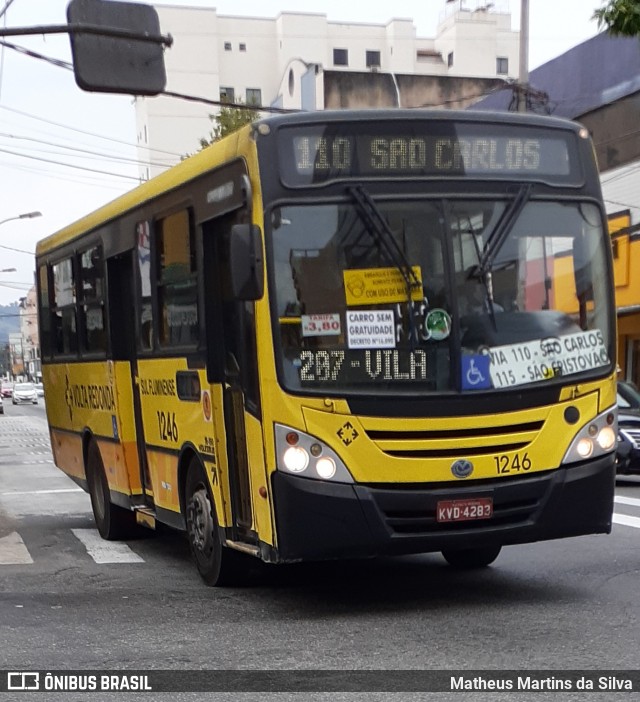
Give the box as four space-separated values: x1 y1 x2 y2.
52 258 78 356
79 245 107 354
156 209 199 348
136 221 154 350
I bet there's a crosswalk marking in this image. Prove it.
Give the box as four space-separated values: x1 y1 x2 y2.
614 496 640 508
71 528 144 564
1 488 83 497
0 532 34 565
613 496 640 529
2 500 640 568
613 513 640 529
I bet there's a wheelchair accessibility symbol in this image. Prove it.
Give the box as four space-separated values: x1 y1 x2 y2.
461 354 492 390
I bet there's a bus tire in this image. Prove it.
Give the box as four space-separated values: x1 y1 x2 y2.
185 459 249 586
441 545 502 569
86 440 135 540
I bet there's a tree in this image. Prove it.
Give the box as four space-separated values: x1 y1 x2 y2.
593 0 640 37
197 99 257 150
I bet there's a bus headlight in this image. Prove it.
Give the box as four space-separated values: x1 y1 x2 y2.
562 406 617 465
315 456 336 479
596 425 616 451
283 446 309 473
275 424 354 483
576 438 593 458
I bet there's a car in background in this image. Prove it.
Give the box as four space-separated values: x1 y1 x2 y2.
616 380 640 475
34 382 45 397
0 395 3 414
1 381 13 398
12 382 38 405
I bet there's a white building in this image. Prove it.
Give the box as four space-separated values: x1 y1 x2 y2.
135 0 519 179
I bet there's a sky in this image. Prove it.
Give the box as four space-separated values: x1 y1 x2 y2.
0 0 607 306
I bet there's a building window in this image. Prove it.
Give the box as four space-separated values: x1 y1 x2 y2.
496 56 509 75
447 51 454 67
239 43 246 51
219 86 235 103
333 48 348 66
366 50 381 68
224 41 232 51
246 88 261 106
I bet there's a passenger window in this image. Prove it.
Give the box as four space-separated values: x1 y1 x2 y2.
38 265 52 358
79 245 106 353
156 209 199 347
137 221 154 350
52 258 78 355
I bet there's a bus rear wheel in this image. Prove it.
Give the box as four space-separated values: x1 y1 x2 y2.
86 439 135 540
185 460 248 586
441 545 502 569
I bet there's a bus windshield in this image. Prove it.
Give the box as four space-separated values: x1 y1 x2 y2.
271 196 612 394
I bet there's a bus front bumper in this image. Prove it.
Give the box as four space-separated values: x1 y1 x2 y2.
271 454 616 562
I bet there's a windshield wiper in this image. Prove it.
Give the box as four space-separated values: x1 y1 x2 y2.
465 183 532 326
474 183 532 280
346 184 421 300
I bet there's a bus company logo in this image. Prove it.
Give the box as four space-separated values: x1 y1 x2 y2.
337 421 359 446
451 459 474 479
7 672 40 690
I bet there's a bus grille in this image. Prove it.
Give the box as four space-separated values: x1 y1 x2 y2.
363 420 544 458
364 475 548 535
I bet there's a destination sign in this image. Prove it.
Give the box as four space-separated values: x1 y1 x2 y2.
298 349 429 385
278 121 580 186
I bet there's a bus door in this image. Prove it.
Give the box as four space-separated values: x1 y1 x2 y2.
202 212 259 542
107 248 152 504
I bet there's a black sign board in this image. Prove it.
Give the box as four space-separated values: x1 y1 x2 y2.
67 0 166 95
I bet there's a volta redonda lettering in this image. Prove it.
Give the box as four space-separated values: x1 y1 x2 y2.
67 383 115 411
295 135 542 173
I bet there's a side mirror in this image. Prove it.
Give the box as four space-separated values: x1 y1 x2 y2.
229 224 264 300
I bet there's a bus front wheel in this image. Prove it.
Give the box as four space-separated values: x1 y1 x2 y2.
86 440 135 540
441 545 502 569
185 460 248 586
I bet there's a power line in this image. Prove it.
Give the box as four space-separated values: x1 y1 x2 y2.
604 197 640 211
0 242 34 255
1 102 181 159
0 37 73 71
0 146 141 181
0 159 138 191
0 0 16 21
0 132 177 169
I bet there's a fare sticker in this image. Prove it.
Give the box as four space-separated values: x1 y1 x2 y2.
346 310 396 349
301 313 341 337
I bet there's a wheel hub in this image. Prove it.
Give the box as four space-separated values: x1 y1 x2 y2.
187 488 214 554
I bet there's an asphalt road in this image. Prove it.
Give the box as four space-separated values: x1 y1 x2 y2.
1 399 640 701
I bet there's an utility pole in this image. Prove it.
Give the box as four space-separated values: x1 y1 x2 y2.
517 0 529 112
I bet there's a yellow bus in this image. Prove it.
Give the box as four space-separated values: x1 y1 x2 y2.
36 110 617 585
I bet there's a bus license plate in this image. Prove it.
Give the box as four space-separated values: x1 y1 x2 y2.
436 497 493 523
